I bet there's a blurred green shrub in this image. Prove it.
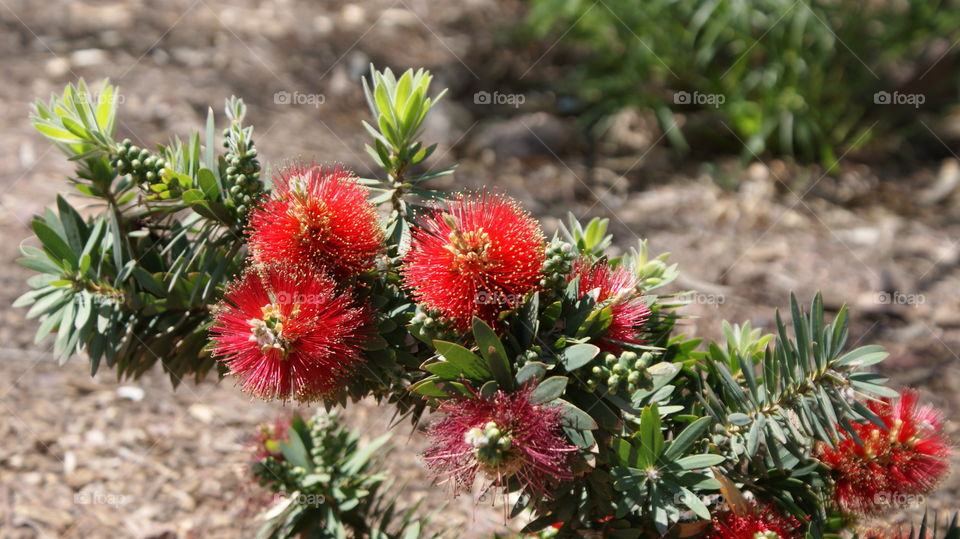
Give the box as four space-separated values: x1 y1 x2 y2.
527 0 960 165
251 410 441 539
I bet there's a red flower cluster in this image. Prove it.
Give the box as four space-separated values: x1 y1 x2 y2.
571 260 651 353
402 193 545 331
422 386 576 498
210 264 370 402
252 417 291 462
706 502 803 539
816 390 951 515
247 165 384 277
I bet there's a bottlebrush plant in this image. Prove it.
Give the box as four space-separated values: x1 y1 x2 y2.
250 409 442 538
15 68 955 537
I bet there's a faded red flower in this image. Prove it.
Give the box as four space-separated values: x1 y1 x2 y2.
210 264 370 402
247 164 384 277
402 193 545 331
570 260 651 353
816 390 951 516
422 386 576 498
252 417 291 462
706 502 803 539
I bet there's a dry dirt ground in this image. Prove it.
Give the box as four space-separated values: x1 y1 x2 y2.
2 0 960 537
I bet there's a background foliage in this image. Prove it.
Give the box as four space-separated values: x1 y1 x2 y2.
527 0 960 165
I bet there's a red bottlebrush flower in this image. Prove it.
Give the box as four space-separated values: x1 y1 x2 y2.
570 260 651 353
858 527 909 539
210 264 371 402
422 386 577 498
402 193 545 331
251 417 291 462
816 390 952 516
247 165 384 277
706 502 803 539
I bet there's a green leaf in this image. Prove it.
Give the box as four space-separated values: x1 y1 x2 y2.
204 108 219 179
677 487 711 520
17 254 64 275
835 344 888 367
74 292 92 330
557 399 598 430
472 317 514 390
674 454 725 470
530 376 568 403
198 167 220 199
515 361 547 385
132 267 166 297
34 122 84 144
746 414 766 456
409 377 447 397
56 195 86 251
432 340 490 380
559 343 600 371
279 428 313 472
663 417 712 460
32 220 77 266
422 361 464 379
639 404 664 463
181 189 205 204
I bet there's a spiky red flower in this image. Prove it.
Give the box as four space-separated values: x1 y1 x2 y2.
570 260 651 353
706 502 803 539
251 417 291 462
422 386 577 498
247 164 384 277
402 193 545 331
210 264 371 402
816 390 952 515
